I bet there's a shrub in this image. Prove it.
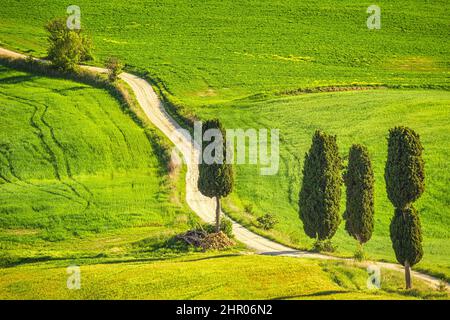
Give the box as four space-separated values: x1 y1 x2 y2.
201 217 233 238
312 239 336 253
343 144 375 245
105 56 123 82
299 130 342 241
436 280 447 293
219 217 233 238
244 203 254 215
256 213 277 230
353 244 366 261
390 207 423 268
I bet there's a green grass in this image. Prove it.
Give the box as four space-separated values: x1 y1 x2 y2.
0 253 446 300
190 89 450 280
0 65 197 260
0 0 448 107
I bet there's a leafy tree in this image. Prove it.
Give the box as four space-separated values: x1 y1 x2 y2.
385 126 425 209
385 126 425 289
390 207 423 289
343 144 374 250
299 130 342 246
105 57 123 82
45 17 93 71
198 119 234 232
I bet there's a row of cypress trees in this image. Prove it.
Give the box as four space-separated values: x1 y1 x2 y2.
298 127 424 289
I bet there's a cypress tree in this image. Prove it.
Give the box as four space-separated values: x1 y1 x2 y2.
343 144 374 248
385 126 425 289
299 130 342 245
198 119 234 232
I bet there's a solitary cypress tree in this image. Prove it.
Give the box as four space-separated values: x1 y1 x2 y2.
299 130 342 245
343 144 374 248
385 126 425 289
198 119 234 232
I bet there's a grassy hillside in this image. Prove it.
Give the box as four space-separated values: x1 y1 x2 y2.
192 89 450 280
0 65 197 260
0 0 448 106
0 0 448 297
0 253 446 300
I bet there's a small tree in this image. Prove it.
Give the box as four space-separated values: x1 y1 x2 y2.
256 213 277 230
385 126 425 289
343 144 374 255
105 57 123 82
198 119 234 232
299 130 342 248
45 17 93 71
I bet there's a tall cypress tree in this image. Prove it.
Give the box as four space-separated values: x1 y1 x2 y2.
343 144 374 249
299 130 342 246
385 126 425 289
198 119 234 232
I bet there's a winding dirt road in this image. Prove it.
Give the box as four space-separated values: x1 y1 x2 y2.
0 47 447 290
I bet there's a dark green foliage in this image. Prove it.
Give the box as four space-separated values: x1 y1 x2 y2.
390 207 423 267
219 217 233 238
106 57 123 82
198 119 234 198
343 144 374 244
256 213 277 230
385 126 425 209
45 17 93 71
299 130 342 241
